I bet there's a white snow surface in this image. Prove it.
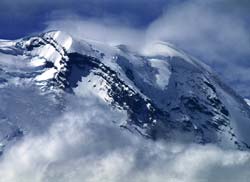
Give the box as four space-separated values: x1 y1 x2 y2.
244 99 250 106
33 31 73 81
2 30 250 182
14 31 177 89
0 30 250 150
36 68 58 81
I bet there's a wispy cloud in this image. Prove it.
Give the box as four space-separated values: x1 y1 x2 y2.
46 14 145 48
0 0 174 39
44 0 250 97
146 0 250 97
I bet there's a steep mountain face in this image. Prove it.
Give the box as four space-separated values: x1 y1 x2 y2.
0 30 250 153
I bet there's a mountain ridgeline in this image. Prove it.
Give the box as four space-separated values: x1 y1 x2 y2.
0 30 250 153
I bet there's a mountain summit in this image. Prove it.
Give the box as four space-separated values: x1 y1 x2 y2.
0 30 250 153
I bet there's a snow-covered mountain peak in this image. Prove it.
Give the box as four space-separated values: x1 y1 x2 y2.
1 30 250 152
19 31 73 81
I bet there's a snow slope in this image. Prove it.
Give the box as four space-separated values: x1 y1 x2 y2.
0 30 250 153
244 99 250 106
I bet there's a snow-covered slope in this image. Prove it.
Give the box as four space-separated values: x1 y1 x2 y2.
244 99 250 106
0 30 250 153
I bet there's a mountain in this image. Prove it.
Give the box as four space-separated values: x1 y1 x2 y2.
0 30 250 154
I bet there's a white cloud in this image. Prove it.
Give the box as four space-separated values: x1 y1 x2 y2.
45 14 145 49
146 0 250 97
146 0 250 61
0 94 250 182
44 0 250 97
1 1 250 181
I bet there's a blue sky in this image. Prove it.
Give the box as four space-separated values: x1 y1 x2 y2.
0 0 250 97
0 0 180 39
0 0 249 39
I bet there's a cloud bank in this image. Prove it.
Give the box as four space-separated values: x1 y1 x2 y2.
1 93 250 182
